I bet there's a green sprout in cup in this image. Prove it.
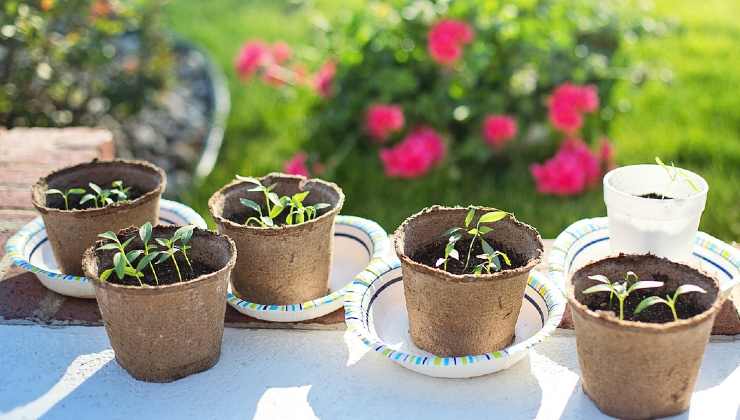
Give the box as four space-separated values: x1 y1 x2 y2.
45 187 86 210
583 271 664 320
634 284 707 321
436 207 511 274
236 176 329 227
655 156 700 197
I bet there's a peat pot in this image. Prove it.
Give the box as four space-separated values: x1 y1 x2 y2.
32 159 165 275
83 225 236 382
394 206 543 356
569 254 722 418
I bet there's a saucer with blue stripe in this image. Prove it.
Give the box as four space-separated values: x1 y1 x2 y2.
4 199 207 299
226 215 392 322
344 259 566 378
547 217 740 297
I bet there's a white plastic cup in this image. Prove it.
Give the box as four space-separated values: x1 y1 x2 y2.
603 164 708 262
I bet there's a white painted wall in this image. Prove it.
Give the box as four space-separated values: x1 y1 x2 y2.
0 326 737 420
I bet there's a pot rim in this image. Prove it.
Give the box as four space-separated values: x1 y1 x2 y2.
567 253 724 334
393 205 544 284
82 225 237 295
207 172 345 236
603 164 708 202
31 159 166 216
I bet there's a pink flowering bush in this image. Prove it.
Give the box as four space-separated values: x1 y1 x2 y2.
283 152 310 177
365 104 405 142
233 0 659 192
379 127 446 178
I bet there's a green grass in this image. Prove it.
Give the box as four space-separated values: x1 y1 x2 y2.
165 0 739 241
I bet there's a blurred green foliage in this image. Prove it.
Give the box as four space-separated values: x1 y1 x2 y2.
0 0 172 127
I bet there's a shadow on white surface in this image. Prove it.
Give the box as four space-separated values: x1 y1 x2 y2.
0 326 737 420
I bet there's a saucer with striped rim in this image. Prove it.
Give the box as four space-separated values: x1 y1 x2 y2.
547 217 740 297
4 199 207 299
226 215 391 322
344 258 566 378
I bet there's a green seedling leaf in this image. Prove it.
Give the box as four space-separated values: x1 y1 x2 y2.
111 180 123 188
155 238 168 247
136 252 159 272
481 239 494 255
478 211 508 224
88 182 101 194
261 216 275 227
582 284 613 294
156 252 171 264
100 269 114 282
96 243 119 251
478 226 493 235
449 233 462 243
45 189 63 195
587 274 610 284
139 222 152 243
464 208 475 228
268 192 282 206
269 204 284 219
675 284 707 296
313 203 331 210
292 191 310 203
98 231 118 241
497 251 511 266
240 198 262 213
126 250 143 263
491 254 502 271
442 227 463 238
123 266 141 277
174 225 195 243
121 237 134 249
68 188 86 195
628 280 664 293
468 228 478 236
435 258 445 267
113 252 125 280
634 296 667 315
80 194 96 205
448 248 460 261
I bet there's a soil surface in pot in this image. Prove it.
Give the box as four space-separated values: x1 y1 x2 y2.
411 238 527 275
638 192 674 200
105 254 215 287
580 273 710 323
46 185 145 210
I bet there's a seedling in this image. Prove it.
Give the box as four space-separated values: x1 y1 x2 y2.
110 180 131 201
45 187 86 210
583 271 663 320
155 235 185 283
236 176 329 227
97 231 144 286
655 157 700 197
473 251 512 275
138 222 161 285
439 207 511 273
634 284 707 321
173 225 195 271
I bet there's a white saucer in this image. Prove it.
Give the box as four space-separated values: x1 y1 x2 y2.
344 259 566 378
4 199 207 299
226 215 391 322
547 217 740 296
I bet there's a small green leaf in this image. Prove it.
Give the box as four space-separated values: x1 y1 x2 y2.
111 180 123 188
478 226 493 235
478 211 508 224
139 222 152 243
675 284 707 296
497 251 511 266
136 252 159 271
156 252 170 264
155 238 168 247
468 228 478 236
96 243 119 251
113 252 125 280
313 203 331 210
174 225 195 243
80 194 96 205
45 189 63 196
442 227 462 238
587 274 610 284
126 250 143 263
655 156 665 167
449 249 460 260
292 191 310 203
268 192 282 206
582 284 613 295
100 269 114 282
98 231 118 241
88 182 101 194
464 208 475 227
481 239 494 255
240 198 262 213
474 266 483 275
634 296 667 315
624 271 639 283
491 254 502 271
449 233 462 243
121 237 134 250
123 266 141 277
269 204 284 219
629 281 664 293
68 188 86 195
435 258 445 267
261 216 275 227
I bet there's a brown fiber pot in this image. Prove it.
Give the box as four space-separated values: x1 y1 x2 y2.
568 254 722 419
32 159 165 275
394 206 543 356
208 173 344 304
82 225 236 383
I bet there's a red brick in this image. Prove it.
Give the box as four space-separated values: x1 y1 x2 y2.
224 306 345 329
54 297 102 324
0 272 50 320
0 187 31 210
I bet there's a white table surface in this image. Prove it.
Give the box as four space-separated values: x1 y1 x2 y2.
0 325 737 420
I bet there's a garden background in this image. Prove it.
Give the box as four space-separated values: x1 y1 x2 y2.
165 0 739 241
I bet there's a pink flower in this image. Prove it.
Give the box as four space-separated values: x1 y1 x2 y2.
283 152 310 177
365 104 405 142
380 127 446 179
313 60 336 98
428 19 474 65
530 139 601 196
482 115 518 148
262 64 286 86
272 41 292 64
235 40 270 79
548 83 600 133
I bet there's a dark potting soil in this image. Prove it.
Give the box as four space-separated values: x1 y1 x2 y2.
639 192 674 200
105 254 215 287
583 273 708 323
411 238 527 275
45 186 145 210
